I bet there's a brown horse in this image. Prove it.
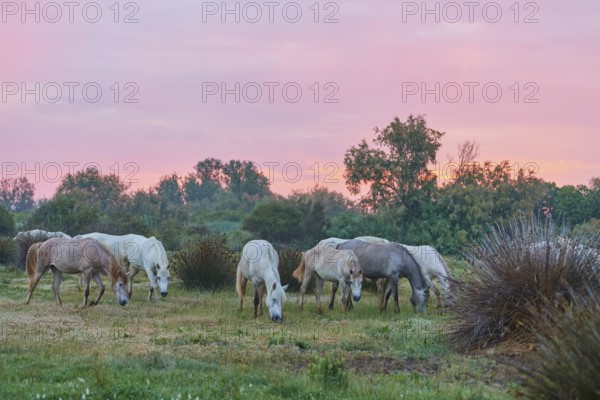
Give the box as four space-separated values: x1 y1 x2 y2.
25 237 129 307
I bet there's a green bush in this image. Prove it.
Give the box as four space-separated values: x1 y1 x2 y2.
0 237 17 266
275 246 302 292
171 235 238 289
521 286 600 399
452 217 599 350
307 354 348 389
12 231 54 270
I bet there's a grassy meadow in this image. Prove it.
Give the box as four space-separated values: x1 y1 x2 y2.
0 260 522 400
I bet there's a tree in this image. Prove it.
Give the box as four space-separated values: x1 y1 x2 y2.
156 173 183 206
344 114 444 211
0 177 35 211
0 204 15 236
242 200 305 243
289 186 353 218
27 193 100 235
57 167 128 211
223 160 271 198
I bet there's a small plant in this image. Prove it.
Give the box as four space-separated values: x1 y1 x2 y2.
307 354 348 389
171 235 238 289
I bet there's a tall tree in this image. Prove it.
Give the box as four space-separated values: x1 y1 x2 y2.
0 177 35 211
57 167 128 211
344 115 444 211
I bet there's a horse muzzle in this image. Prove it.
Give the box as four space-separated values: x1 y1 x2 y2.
119 299 128 306
271 315 282 323
161 291 168 298
353 295 361 302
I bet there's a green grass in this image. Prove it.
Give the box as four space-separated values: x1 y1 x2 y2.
0 265 520 399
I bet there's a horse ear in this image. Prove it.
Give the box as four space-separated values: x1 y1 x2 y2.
282 284 289 292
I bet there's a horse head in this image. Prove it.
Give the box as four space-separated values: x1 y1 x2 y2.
266 282 288 322
156 263 170 297
347 255 363 302
110 258 129 306
406 250 429 313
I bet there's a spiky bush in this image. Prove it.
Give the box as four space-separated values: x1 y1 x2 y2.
521 286 600 399
275 246 302 292
452 217 600 350
171 235 238 289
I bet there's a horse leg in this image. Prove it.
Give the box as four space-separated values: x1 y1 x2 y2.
89 272 105 306
128 268 140 299
378 278 387 306
391 276 400 313
25 266 48 305
238 274 248 311
340 281 349 313
315 276 325 314
83 273 92 306
382 281 393 312
257 284 266 316
298 271 313 311
145 269 158 302
329 281 338 310
50 267 63 306
253 283 260 319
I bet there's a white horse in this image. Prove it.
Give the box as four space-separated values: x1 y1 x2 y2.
399 244 452 308
236 240 288 322
354 236 390 244
13 229 71 241
293 246 362 313
75 233 170 301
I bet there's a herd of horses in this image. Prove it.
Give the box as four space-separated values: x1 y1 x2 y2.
15 230 452 322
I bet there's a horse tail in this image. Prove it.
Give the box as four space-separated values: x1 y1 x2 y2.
235 257 246 299
26 242 42 280
292 252 306 283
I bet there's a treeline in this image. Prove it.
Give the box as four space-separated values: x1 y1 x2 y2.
1 115 599 255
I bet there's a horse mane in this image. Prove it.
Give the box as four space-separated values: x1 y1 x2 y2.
94 240 126 284
403 246 429 289
292 252 306 283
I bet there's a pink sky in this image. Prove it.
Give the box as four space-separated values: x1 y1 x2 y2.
1 0 599 199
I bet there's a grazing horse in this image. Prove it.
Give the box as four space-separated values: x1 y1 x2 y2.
399 244 452 308
25 238 129 307
75 233 170 302
13 229 71 241
236 240 288 322
292 247 362 313
337 240 429 313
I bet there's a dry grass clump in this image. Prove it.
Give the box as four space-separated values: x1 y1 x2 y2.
452 218 599 350
171 235 238 289
521 285 600 399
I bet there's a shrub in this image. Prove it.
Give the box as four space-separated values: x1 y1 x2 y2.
451 217 600 350
521 286 600 399
0 237 17 266
275 246 302 292
307 354 348 389
171 235 238 289
13 231 54 270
